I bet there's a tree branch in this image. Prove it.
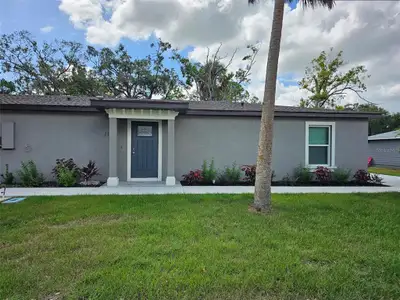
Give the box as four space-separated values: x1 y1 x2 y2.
225 48 237 69
347 87 373 104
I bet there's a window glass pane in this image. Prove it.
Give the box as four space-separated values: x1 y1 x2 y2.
309 146 328 165
137 126 152 137
309 127 329 145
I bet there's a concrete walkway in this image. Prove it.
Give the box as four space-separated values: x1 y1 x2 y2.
2 183 399 197
370 173 400 186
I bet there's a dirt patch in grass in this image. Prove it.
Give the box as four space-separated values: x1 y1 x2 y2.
49 214 135 229
43 292 62 300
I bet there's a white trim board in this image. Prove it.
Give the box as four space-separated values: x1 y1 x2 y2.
107 108 178 120
305 121 336 168
127 119 162 182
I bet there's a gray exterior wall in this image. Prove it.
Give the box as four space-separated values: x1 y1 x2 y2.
174 116 369 180
335 120 369 171
0 110 369 183
0 111 109 181
368 140 400 168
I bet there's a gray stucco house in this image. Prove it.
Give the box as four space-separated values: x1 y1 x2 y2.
368 130 400 168
0 95 378 186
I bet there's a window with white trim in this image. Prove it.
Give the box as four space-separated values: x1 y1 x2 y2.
306 122 335 167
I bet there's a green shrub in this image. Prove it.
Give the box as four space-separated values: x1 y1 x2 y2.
293 164 313 184
52 158 79 181
17 160 45 187
332 168 351 184
1 164 15 185
57 166 78 187
201 158 217 183
217 162 242 185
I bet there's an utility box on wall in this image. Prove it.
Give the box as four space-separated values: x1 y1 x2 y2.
1 122 15 150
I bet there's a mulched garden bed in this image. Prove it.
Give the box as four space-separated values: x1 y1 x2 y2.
180 181 388 187
3 181 105 188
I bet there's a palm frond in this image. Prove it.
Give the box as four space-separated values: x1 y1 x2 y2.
300 0 335 9
248 0 335 10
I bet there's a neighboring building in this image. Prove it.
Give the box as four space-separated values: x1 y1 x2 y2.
368 130 400 168
0 95 379 186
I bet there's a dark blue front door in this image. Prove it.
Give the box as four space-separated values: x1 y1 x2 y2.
131 121 158 178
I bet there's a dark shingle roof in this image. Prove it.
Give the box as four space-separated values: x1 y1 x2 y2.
187 100 355 113
0 95 380 117
0 95 91 107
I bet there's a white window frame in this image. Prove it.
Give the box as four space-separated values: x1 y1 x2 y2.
305 121 336 169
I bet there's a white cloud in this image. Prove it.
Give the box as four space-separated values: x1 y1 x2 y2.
59 0 400 112
40 26 54 33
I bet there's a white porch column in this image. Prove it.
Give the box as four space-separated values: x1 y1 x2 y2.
107 117 119 186
166 119 176 186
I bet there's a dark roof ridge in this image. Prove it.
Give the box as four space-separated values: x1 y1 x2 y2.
0 94 381 117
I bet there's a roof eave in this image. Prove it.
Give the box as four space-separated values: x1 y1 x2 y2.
90 99 189 112
368 138 400 141
0 104 98 113
1 100 383 119
185 109 377 119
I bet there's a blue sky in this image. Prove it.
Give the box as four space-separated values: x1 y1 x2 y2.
1 0 298 56
0 0 197 72
0 0 298 86
1 0 149 58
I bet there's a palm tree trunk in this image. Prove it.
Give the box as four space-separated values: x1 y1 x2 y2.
253 0 285 211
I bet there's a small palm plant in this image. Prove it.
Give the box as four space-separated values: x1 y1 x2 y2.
80 160 100 184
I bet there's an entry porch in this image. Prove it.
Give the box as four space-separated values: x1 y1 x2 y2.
105 108 179 186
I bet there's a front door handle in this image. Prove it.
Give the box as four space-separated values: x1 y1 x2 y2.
132 148 135 155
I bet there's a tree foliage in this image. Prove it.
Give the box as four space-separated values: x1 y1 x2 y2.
87 40 184 99
299 48 369 108
338 103 400 135
0 31 86 95
0 79 16 94
173 44 259 102
0 30 257 101
62 65 104 96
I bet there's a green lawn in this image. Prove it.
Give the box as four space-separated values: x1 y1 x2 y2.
369 167 400 176
1 194 399 300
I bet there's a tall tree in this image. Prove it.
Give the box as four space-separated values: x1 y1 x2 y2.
63 65 105 96
87 40 184 99
0 31 85 94
299 49 369 108
1 31 260 101
173 44 259 102
248 0 335 212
